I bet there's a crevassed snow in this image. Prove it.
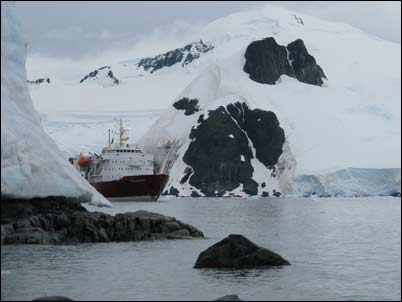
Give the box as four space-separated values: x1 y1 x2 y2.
1 2 110 207
288 168 401 197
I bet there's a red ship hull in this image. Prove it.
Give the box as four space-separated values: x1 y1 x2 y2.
90 174 169 201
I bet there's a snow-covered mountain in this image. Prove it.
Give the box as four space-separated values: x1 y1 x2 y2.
80 66 119 87
28 4 401 197
136 40 214 73
1 2 110 207
138 36 328 197
78 40 213 88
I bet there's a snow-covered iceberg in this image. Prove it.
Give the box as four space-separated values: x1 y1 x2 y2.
1 2 110 207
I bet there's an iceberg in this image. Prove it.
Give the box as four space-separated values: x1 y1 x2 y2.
0 2 110 207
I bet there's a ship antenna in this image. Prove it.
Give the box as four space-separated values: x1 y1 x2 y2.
108 129 111 147
119 118 122 147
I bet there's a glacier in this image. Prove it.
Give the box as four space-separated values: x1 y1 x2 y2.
1 2 110 207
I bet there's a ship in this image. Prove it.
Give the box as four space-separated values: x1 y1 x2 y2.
69 119 168 201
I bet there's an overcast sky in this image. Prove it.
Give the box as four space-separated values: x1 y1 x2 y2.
15 1 401 60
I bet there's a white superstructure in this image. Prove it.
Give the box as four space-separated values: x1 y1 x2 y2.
71 119 155 183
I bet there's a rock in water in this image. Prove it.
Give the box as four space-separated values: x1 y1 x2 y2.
243 37 326 86
194 234 290 269
214 295 243 301
33 297 74 301
1 198 204 245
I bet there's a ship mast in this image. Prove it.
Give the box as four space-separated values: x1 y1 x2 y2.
118 118 129 148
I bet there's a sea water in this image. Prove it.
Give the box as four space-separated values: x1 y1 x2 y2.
1 197 400 301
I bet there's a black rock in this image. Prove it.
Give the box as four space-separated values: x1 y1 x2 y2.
287 39 327 86
1 198 204 245
273 190 281 197
261 191 269 197
27 78 51 85
173 98 200 115
244 37 294 85
194 234 290 269
163 186 180 197
182 102 284 197
191 191 201 197
80 66 119 85
137 40 213 73
33 296 74 301
243 106 285 169
243 37 326 87
214 295 243 301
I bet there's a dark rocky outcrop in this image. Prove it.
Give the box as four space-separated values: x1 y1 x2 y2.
1 198 203 245
165 186 180 197
137 40 213 73
182 102 284 197
214 295 243 301
243 37 326 86
173 98 200 115
243 107 285 169
80 66 119 85
27 78 51 85
194 234 290 269
287 39 327 86
244 37 295 85
33 296 74 301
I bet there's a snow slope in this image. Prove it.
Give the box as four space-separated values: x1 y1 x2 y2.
27 4 401 196
1 2 110 206
138 5 400 196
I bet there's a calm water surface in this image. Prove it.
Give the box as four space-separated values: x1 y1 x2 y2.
1 197 401 301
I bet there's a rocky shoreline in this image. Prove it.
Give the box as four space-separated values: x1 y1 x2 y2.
1 197 204 245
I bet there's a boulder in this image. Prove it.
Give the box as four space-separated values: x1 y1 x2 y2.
194 234 290 269
33 296 74 301
214 295 243 301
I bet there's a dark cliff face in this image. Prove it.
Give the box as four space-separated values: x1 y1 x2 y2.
177 102 285 197
137 40 214 73
243 37 327 86
80 66 119 85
